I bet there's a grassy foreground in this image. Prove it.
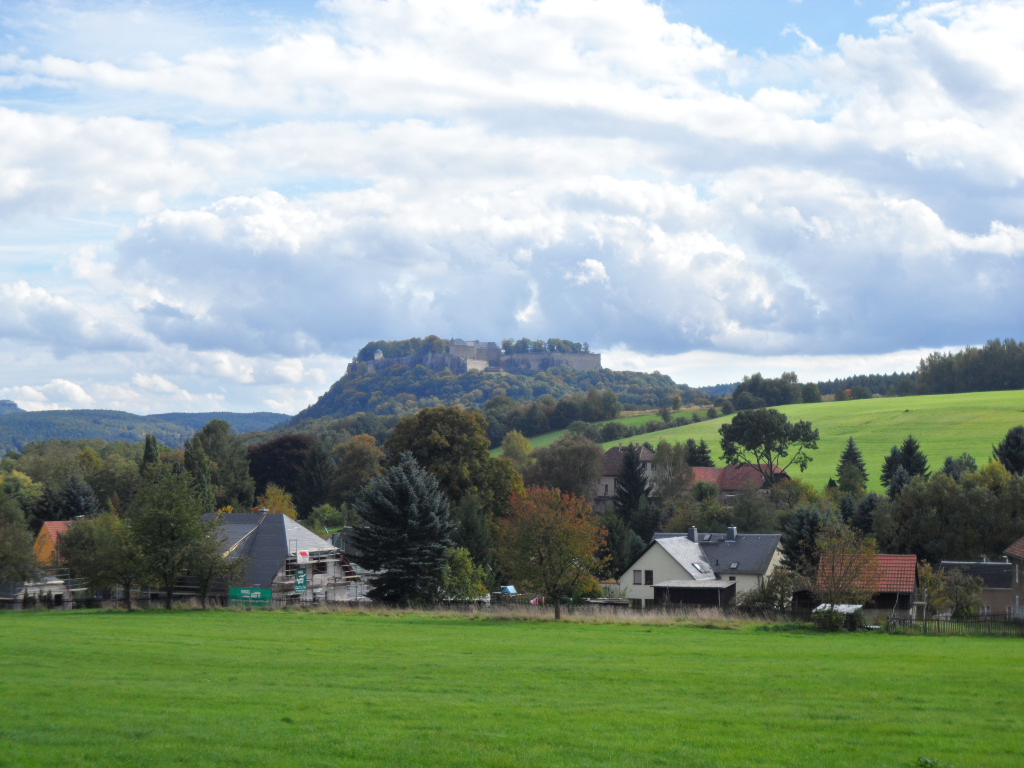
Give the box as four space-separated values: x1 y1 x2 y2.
2 609 1022 767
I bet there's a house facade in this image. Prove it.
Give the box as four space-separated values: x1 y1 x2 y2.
939 558 1020 617
594 445 655 514
618 526 782 608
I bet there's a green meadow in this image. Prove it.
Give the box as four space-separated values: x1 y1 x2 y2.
2 610 1022 768
599 390 1024 492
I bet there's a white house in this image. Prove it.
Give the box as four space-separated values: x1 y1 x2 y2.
619 526 783 608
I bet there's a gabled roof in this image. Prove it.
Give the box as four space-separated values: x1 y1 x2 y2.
1005 535 1024 561
939 560 1016 590
689 465 788 492
206 512 337 588
876 555 918 593
40 521 71 540
601 445 655 476
651 537 716 581
816 553 917 594
669 531 782 577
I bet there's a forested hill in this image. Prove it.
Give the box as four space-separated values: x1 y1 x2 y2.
292 350 703 424
0 410 289 454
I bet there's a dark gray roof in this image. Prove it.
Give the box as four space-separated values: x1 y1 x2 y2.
654 530 782 577
206 512 336 588
939 561 1016 590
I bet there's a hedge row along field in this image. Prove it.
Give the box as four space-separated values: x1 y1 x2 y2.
2 610 1022 767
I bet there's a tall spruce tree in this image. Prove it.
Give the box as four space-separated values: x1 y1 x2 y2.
993 425 1024 475
881 435 930 492
614 445 651 533
835 437 868 494
351 453 454 605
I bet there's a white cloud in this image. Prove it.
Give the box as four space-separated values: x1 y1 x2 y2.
1 1 1023 413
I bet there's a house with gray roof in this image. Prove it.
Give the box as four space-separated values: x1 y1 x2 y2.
209 512 358 603
619 526 783 608
939 558 1020 618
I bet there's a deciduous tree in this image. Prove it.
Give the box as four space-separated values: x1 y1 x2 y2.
0 496 37 586
719 408 819 486
496 486 606 619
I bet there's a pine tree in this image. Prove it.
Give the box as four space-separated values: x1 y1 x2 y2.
993 425 1024 475
685 438 715 468
899 436 930 478
351 453 454 605
835 437 867 494
141 433 161 474
614 445 650 531
60 476 101 518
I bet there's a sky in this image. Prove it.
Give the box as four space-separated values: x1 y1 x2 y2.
2 0 1022 415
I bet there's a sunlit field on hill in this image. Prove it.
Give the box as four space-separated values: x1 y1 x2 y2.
1 609 1022 768
599 391 1024 492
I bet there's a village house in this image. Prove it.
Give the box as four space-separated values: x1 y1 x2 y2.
593 445 655 514
618 526 782 609
939 558 1019 618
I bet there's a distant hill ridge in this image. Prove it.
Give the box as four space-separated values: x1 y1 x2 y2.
0 409 289 454
293 335 698 424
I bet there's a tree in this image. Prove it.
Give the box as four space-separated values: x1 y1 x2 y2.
941 453 977 483
188 419 255 511
781 506 832 577
0 496 37 586
500 430 533 473
351 453 454 605
684 438 715 468
814 519 881 629
59 475 102 519
141 433 161 473
183 437 215 514
719 408 819 486
385 406 491 503
188 518 245 609
881 435 930 492
331 434 384 506
256 483 298 519
523 433 603 498
296 442 336 516
436 547 488 601
736 567 802 612
127 464 214 609
496 486 606 619
614 445 651 531
835 437 868 495
61 511 145 610
993 425 1024 475
245 434 316 498
940 567 984 619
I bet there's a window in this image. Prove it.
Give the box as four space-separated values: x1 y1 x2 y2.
692 563 706 573
728 576 736 582
644 570 654 586
730 562 739 570
633 570 642 585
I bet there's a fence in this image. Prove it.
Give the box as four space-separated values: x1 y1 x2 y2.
887 616 1024 638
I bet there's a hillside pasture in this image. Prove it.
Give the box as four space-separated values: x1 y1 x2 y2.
1 610 1021 768
603 391 1024 492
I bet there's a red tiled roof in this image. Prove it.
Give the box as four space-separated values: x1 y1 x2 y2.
1005 535 1024 560
876 554 918 593
42 521 71 540
689 464 786 492
817 553 917 594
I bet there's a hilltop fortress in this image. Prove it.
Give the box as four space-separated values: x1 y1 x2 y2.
346 338 601 376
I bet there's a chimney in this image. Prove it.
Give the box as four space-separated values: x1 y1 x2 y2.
727 526 737 542
688 526 698 542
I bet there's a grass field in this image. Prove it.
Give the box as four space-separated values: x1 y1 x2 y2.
601 391 1024 492
2 609 1022 767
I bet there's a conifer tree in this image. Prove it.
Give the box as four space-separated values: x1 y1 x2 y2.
835 437 868 494
351 453 454 605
